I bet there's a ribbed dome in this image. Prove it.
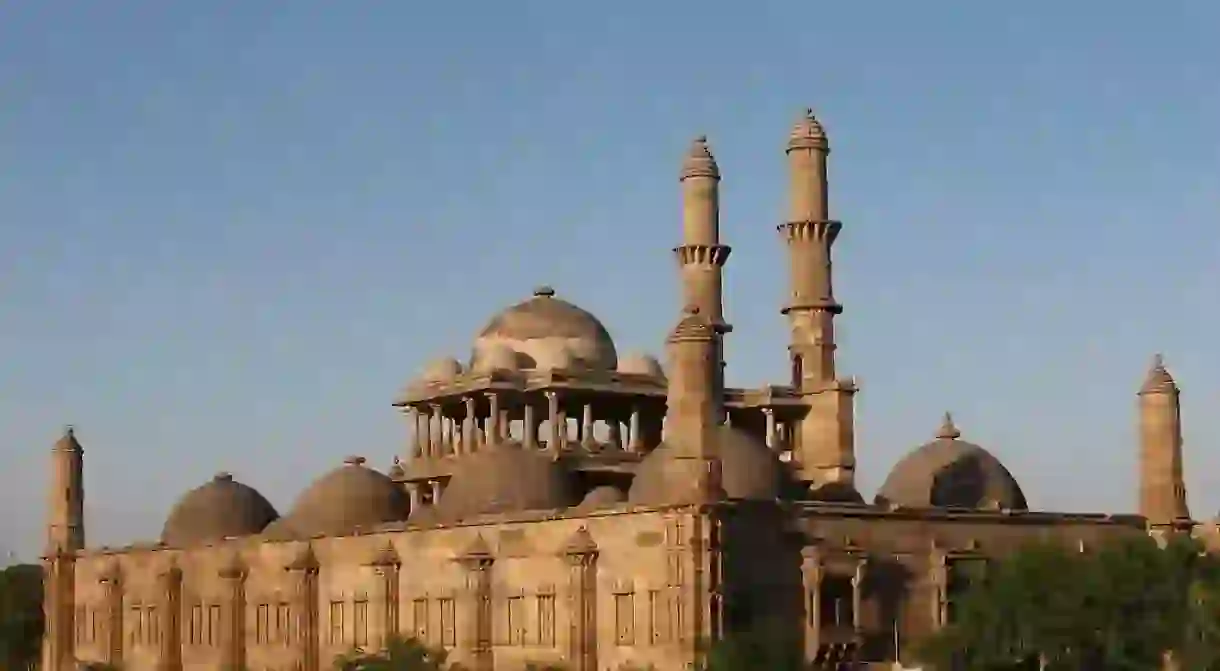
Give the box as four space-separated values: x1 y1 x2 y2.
161 472 279 546
471 286 618 371
420 356 463 382
573 485 626 511
629 427 787 505
435 443 575 521
283 456 410 536
617 353 665 378
875 414 1027 510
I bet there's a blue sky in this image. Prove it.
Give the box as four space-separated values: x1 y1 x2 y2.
2 2 1218 560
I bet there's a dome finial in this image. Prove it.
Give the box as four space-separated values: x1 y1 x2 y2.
936 412 961 440
681 134 720 180
344 455 367 467
533 285 556 298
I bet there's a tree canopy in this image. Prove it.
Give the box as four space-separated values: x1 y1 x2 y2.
919 534 1220 671
0 563 43 671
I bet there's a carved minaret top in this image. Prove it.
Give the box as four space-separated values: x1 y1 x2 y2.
47 426 85 553
1138 354 1190 527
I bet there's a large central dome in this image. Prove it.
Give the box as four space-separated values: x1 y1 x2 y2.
471 286 618 371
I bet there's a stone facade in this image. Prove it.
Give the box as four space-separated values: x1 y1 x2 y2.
41 110 1190 671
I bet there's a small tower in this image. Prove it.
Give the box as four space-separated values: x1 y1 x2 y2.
47 425 85 552
780 109 857 489
676 136 732 418
1138 354 1191 529
43 426 84 671
663 305 725 502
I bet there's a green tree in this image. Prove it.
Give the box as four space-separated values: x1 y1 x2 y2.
0 563 43 671
919 535 1220 671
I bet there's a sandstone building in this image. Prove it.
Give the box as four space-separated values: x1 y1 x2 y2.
42 110 1191 671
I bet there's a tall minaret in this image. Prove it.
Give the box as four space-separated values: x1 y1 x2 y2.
677 136 731 414
43 426 84 671
780 109 857 489
664 304 725 502
1138 354 1191 529
47 425 85 552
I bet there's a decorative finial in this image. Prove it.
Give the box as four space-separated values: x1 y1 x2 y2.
1141 353 1177 395
533 285 556 298
344 455 367 466
213 471 234 482
936 412 961 440
64 424 75 437
681 135 720 180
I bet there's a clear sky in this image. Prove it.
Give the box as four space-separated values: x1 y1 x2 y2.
2 2 1218 560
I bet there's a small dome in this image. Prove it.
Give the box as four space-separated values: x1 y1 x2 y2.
161 472 279 546
282 456 410 536
436 443 575 521
629 426 787 505
472 287 618 371
617 353 665 378
875 414 1027 510
574 486 627 511
471 342 522 374
420 357 463 382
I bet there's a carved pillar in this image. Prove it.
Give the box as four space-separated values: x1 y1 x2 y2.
484 393 500 444
581 404 595 449
431 479 443 505
429 404 443 457
158 562 183 671
523 401 537 448
286 545 320 671
928 545 948 632
563 527 599 671
546 392 561 452
42 547 76 671
456 536 494 671
463 396 477 453
409 408 423 459
764 408 777 450
608 421 623 450
800 546 822 662
406 483 422 513
628 409 641 452
99 561 124 668
219 554 247 671
370 544 402 648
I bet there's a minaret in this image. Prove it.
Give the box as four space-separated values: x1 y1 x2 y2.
1138 354 1190 529
677 136 731 415
664 304 725 502
47 425 85 552
43 426 84 671
780 109 857 489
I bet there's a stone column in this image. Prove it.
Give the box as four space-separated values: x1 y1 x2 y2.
581 404 595 449
523 402 537 448
851 558 866 631
406 483 422 513
800 546 822 662
928 545 948 632
408 408 423 459
42 547 76 671
286 545 320 671
370 544 402 648
218 554 247 671
431 479 443 505
628 409 641 453
546 392 561 452
463 396 477 454
99 561 124 668
764 408 777 450
456 536 495 671
562 527 599 671
486 394 501 444
157 562 183 671
429 404 443 457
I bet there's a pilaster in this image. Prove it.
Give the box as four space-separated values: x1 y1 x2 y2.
157 561 183 671
218 553 247 671
369 543 402 648
456 534 495 671
285 544 320 671
562 526 599 671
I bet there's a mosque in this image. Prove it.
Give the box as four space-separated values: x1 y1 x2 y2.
41 110 1193 671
